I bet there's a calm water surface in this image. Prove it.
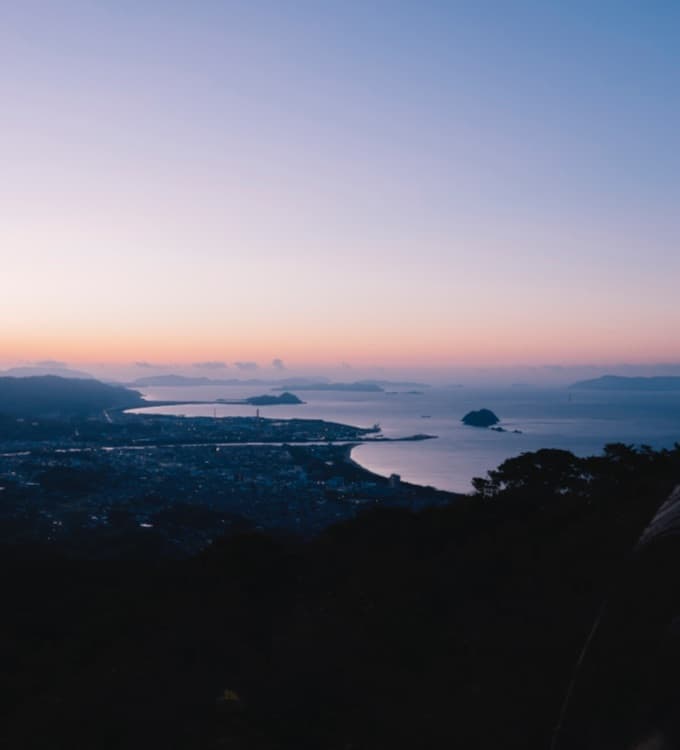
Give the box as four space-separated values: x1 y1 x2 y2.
131 386 680 493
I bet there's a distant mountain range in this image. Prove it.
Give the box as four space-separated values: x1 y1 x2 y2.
0 369 429 396
128 375 335 388
570 375 680 391
130 375 235 387
128 375 428 391
0 376 144 418
272 382 384 392
0 366 94 380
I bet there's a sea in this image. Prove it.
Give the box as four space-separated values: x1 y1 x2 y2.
130 385 680 494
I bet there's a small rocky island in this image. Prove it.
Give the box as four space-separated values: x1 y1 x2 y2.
462 409 500 428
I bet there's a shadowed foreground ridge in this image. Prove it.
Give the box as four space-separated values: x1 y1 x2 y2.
2 444 680 749
554 484 680 750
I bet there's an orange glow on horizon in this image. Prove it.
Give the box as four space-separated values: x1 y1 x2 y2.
3 324 679 371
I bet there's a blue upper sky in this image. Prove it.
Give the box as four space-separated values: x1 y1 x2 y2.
1 1 679 374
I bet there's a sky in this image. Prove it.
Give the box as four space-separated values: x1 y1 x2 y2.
2 1 679 380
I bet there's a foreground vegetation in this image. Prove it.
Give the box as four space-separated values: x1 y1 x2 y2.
2 443 680 749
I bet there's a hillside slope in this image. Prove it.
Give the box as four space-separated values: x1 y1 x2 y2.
0 375 144 417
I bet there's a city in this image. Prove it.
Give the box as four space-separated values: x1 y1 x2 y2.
0 411 454 556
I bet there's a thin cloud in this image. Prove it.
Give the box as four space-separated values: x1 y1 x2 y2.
193 361 227 369
234 361 258 371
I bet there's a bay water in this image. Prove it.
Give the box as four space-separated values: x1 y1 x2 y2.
131 385 680 493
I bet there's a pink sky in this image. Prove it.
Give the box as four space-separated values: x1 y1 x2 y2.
2 3 679 375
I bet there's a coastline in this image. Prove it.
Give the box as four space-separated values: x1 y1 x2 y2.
119 406 449 495
121 404 435 443
342 443 464 502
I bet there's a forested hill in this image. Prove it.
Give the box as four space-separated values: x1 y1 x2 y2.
0 375 145 417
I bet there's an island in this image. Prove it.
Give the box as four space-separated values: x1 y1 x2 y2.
244 392 304 406
462 408 500 428
213 392 304 406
